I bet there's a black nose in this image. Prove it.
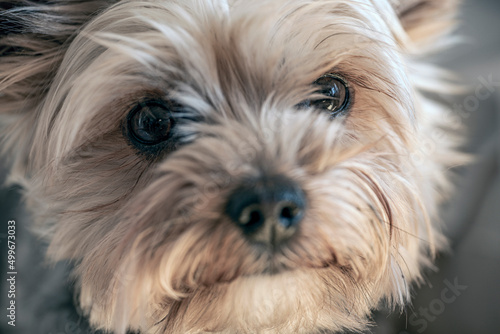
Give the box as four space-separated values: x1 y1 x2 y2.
225 175 306 246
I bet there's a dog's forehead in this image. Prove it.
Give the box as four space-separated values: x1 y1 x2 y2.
81 0 397 105
153 0 387 52
90 0 394 71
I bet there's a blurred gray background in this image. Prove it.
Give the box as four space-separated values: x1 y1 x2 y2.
1 0 499 333
373 0 500 333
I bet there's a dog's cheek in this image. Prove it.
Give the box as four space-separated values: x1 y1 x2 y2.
31 132 152 258
300 148 440 296
299 173 390 274
73 197 263 331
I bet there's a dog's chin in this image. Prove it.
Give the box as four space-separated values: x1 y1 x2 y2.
148 264 370 334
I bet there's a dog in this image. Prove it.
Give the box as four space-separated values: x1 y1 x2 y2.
0 0 463 333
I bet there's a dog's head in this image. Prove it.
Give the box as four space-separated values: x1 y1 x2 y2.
0 0 460 332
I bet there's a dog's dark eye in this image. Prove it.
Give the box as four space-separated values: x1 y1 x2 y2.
124 99 180 159
127 100 174 145
300 74 350 117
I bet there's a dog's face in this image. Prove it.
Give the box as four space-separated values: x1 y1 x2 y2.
0 0 460 333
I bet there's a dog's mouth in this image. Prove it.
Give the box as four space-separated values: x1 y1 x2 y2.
216 239 340 282
178 242 340 289
261 261 337 277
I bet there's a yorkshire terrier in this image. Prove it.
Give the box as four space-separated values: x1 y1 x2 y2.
0 0 462 333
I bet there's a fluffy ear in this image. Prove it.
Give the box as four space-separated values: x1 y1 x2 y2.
0 0 115 180
391 0 460 44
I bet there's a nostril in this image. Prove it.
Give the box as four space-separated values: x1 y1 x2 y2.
280 206 294 219
280 204 295 219
277 202 302 228
239 204 265 228
248 210 263 226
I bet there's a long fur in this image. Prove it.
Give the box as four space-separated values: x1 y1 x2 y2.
0 0 463 333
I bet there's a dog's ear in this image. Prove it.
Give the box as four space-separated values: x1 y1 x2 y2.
0 1 116 180
391 0 460 44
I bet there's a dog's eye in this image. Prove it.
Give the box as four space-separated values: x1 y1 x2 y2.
127 99 174 145
300 74 350 117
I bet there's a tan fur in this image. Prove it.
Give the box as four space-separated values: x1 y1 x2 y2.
0 0 463 333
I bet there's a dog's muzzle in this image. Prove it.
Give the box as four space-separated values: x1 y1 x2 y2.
225 175 306 247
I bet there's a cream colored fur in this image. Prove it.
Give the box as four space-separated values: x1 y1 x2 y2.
0 0 462 333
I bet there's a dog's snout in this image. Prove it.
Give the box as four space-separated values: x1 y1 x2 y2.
225 176 306 246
